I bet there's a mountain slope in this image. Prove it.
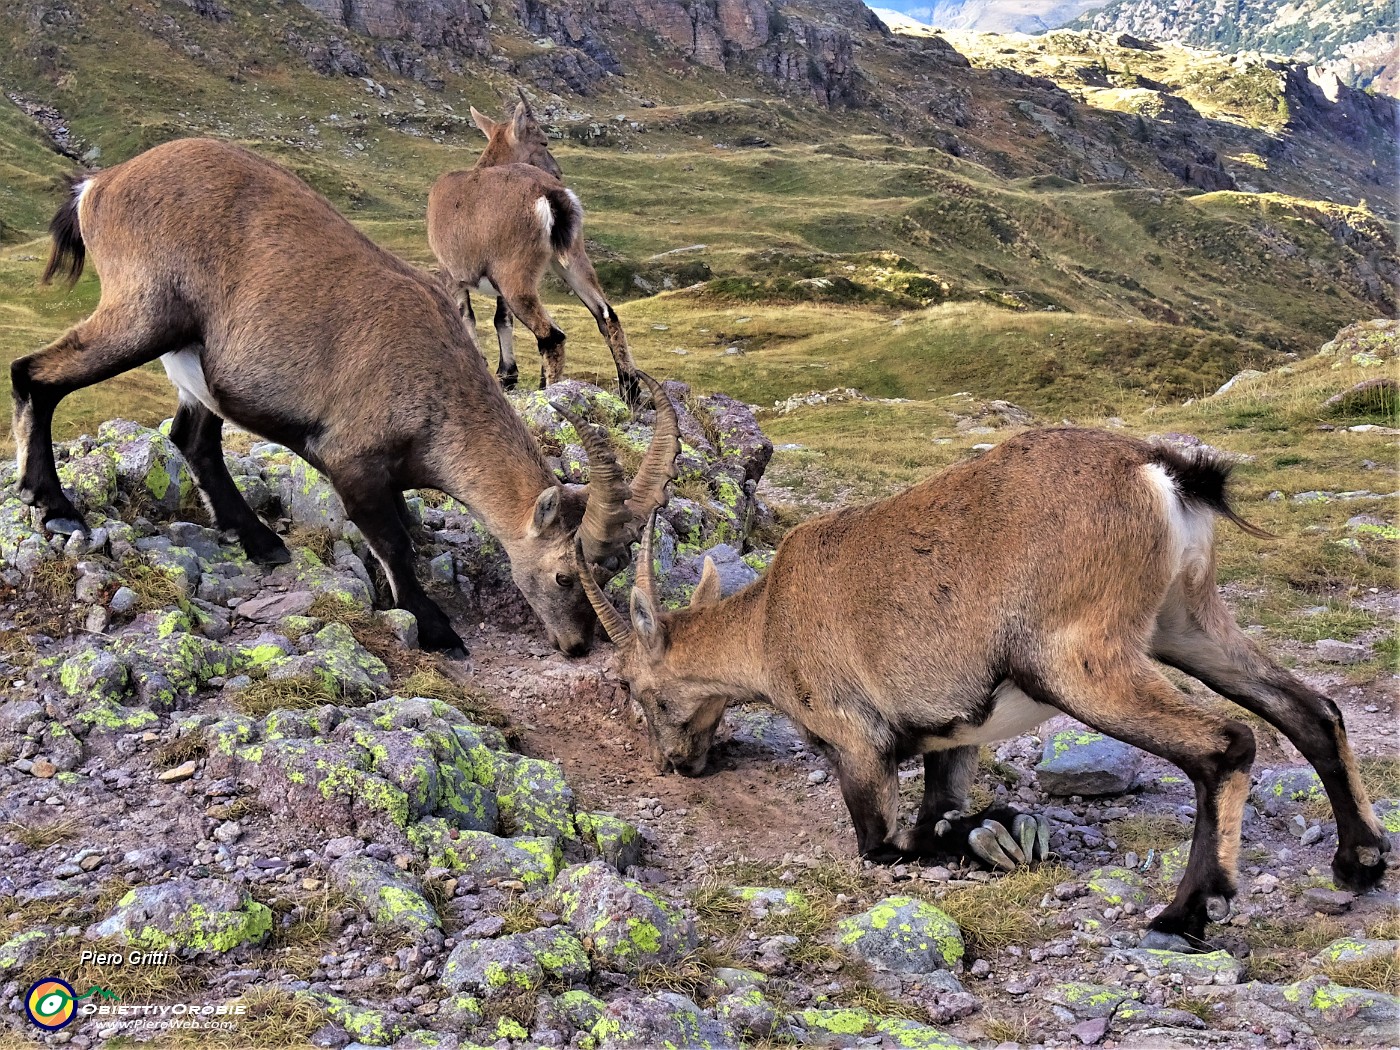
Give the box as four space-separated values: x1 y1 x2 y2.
1069 0 1398 94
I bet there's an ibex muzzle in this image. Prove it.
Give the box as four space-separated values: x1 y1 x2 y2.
16 138 678 658
581 428 1392 949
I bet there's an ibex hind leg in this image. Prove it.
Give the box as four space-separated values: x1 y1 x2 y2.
168 400 290 565
499 289 565 389
1154 586 1390 891
1018 655 1256 949
552 254 641 409
337 476 467 658
12 302 192 530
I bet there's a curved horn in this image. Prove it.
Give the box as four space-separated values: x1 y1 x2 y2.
625 371 681 525
636 510 658 605
516 87 535 118
574 539 631 646
552 401 631 565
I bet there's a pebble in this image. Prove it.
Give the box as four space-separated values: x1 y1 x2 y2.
159 760 199 783
807 769 828 784
31 758 57 779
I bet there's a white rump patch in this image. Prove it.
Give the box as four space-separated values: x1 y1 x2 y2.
1141 462 1214 582
565 188 582 214
161 348 221 414
534 196 554 239
74 178 93 220
923 681 1057 751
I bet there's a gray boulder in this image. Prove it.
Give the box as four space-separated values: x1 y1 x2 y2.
88 878 271 952
1036 729 1141 796
836 896 964 973
550 861 697 975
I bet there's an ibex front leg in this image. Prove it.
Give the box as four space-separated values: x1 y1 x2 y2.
832 743 905 863
337 473 467 658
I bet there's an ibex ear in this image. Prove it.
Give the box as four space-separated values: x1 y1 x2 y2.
629 588 663 651
470 106 497 137
690 557 721 609
512 100 532 134
530 487 560 536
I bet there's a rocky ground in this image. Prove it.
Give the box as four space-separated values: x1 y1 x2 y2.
0 377 1396 1049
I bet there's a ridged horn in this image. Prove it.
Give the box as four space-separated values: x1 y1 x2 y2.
625 372 681 527
636 510 658 605
551 400 632 566
516 87 534 119
574 538 631 645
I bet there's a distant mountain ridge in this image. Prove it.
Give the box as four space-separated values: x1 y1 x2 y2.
873 1 1103 34
1067 0 1398 94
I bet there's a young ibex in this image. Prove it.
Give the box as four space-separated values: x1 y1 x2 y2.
16 137 679 657
427 91 642 407
578 427 1391 947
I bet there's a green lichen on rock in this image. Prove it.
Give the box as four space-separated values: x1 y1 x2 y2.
574 811 643 871
329 856 440 934
0 929 53 971
836 895 964 973
317 994 400 1046
89 879 272 953
1046 982 1138 1019
495 756 577 839
550 861 697 975
1085 866 1149 906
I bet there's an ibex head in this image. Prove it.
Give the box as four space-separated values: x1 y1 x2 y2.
576 515 731 775
531 374 682 656
471 89 563 178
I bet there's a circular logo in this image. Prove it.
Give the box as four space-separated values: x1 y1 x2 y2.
26 978 77 1030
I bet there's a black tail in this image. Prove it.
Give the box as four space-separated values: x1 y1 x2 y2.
543 185 581 256
41 175 87 286
1152 445 1274 539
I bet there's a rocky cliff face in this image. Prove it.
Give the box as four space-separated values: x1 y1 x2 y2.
291 0 879 102
1068 0 1397 95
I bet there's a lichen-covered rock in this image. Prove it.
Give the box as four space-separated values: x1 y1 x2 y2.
591 991 739 1049
410 824 558 885
98 419 193 516
0 929 54 971
495 756 577 839
1084 866 1150 907
1115 947 1244 985
315 993 403 1046
555 989 608 1032
329 855 440 934
1045 982 1140 1019
575 811 644 871
88 878 272 952
1308 936 1399 969
793 1008 973 1048
441 927 590 995
550 861 698 975
715 984 785 1041
837 896 964 973
205 697 516 837
1206 978 1400 1045
1252 766 1327 814
1036 730 1142 795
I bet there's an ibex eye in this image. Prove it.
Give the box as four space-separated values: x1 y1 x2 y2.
555 573 574 589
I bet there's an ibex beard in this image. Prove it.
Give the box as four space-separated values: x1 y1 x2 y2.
580 427 1392 949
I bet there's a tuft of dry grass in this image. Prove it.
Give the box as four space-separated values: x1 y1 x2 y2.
16 934 198 1000
29 557 77 602
120 560 185 612
933 863 1072 955
1106 814 1189 854
400 665 511 729
1244 915 1350 983
287 525 336 565
0 817 81 850
225 986 327 1048
154 732 207 768
1319 951 1399 995
633 947 730 998
231 675 340 717
982 1009 1036 1044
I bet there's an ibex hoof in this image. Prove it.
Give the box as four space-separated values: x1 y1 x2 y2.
965 812 1052 871
1205 895 1232 922
44 516 87 538
1356 846 1381 868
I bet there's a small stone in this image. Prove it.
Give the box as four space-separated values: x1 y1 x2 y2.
1315 639 1367 664
807 769 829 785
159 760 198 783
1300 824 1324 846
1301 887 1354 915
31 759 57 779
79 855 103 872
110 586 139 614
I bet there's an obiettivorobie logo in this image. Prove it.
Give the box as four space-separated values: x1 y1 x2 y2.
24 979 119 1030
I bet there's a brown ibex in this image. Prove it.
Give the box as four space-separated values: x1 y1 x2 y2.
16 137 678 657
577 427 1390 948
427 92 642 407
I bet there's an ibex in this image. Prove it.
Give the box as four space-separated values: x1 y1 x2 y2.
16 137 679 657
427 92 642 408
577 427 1391 948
